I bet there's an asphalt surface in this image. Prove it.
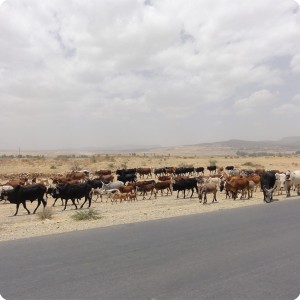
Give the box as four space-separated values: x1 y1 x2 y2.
1 198 300 300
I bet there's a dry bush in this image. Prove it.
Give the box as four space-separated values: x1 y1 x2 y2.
37 207 54 220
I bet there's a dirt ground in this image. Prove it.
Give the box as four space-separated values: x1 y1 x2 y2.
0 154 299 242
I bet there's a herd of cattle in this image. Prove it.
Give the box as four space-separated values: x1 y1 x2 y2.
1 165 300 216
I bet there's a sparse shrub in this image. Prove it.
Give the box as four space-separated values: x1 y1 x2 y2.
108 163 115 169
90 156 97 163
37 207 54 220
209 160 217 166
50 165 56 169
71 208 101 221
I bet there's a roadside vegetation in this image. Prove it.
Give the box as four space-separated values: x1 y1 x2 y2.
71 208 102 221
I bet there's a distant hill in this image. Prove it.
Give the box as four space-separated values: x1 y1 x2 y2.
140 136 300 156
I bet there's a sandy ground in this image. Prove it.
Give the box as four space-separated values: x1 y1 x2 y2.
0 189 295 242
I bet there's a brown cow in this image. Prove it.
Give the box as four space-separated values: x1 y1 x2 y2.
154 180 172 196
66 172 86 181
99 174 114 182
5 178 28 188
137 183 156 200
95 170 112 176
137 168 152 178
225 177 250 200
119 185 135 194
158 176 171 181
246 173 260 191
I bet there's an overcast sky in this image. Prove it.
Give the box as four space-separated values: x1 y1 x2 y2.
1 0 300 150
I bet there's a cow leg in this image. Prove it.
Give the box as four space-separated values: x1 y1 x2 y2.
190 188 194 198
33 200 42 214
22 201 31 215
14 203 21 216
63 199 68 210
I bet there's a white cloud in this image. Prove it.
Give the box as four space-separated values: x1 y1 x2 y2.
0 0 300 149
272 103 300 115
290 54 300 73
234 90 276 115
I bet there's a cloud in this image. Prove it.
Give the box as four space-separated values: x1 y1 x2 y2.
0 0 300 149
234 90 277 115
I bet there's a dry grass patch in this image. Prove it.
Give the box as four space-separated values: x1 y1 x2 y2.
37 207 54 220
71 208 102 221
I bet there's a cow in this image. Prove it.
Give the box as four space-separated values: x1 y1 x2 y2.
117 173 137 184
95 170 112 176
198 182 218 204
195 167 205 175
119 185 135 194
52 182 93 210
154 180 172 196
286 170 300 196
66 171 86 181
0 184 47 216
116 168 137 176
154 168 166 178
136 183 156 200
98 174 114 182
246 173 260 191
260 171 276 203
274 173 286 195
225 177 250 200
158 175 171 181
137 168 152 178
111 192 128 204
102 180 124 191
171 178 198 199
225 166 234 171
207 166 217 174
4 178 28 188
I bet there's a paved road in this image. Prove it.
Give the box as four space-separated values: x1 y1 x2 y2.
1 199 300 300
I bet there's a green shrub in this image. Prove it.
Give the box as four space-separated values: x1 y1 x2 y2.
71 208 101 221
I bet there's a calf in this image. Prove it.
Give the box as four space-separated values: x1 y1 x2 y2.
111 192 128 204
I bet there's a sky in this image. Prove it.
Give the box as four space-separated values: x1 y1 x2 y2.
0 0 300 150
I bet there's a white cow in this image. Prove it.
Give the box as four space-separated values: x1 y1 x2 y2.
285 170 300 197
274 173 286 195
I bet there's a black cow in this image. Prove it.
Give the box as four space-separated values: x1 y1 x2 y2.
87 179 103 189
116 168 137 176
154 168 167 177
52 182 92 210
46 186 64 206
260 171 276 203
207 166 217 174
0 184 47 216
117 173 137 184
195 167 205 175
225 166 234 171
172 178 198 199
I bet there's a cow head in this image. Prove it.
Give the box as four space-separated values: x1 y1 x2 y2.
263 186 275 203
